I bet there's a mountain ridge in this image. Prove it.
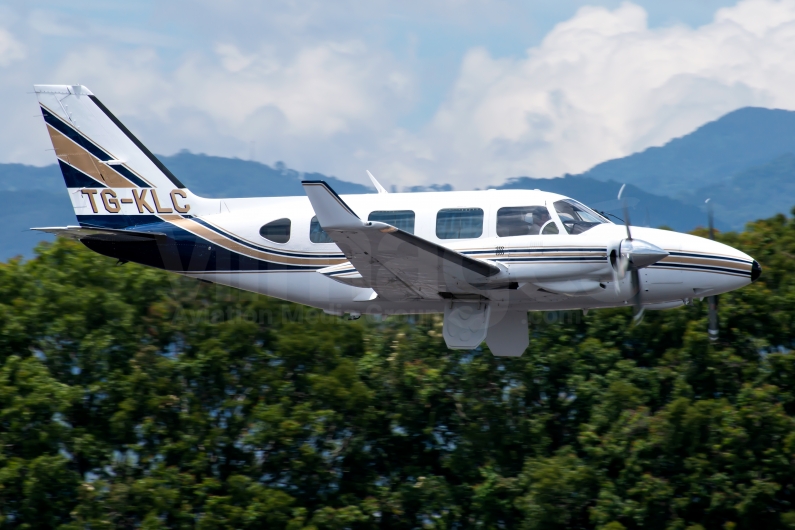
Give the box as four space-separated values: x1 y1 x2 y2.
4 105 795 258
581 106 795 198
0 153 709 260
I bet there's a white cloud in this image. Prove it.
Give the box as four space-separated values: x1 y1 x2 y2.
7 0 795 192
182 40 408 136
215 44 257 73
42 37 413 176
387 0 795 188
28 9 84 37
0 28 25 66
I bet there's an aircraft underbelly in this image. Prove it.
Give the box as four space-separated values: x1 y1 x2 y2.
184 268 726 315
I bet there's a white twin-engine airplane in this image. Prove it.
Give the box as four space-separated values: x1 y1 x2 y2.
31 84 760 357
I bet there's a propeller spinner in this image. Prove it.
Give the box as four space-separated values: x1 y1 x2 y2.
611 184 669 323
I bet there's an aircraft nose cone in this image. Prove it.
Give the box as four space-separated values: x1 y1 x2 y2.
751 260 762 282
622 239 669 269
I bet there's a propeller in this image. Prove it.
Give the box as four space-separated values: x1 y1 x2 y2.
621 187 644 323
611 184 668 324
705 199 719 342
611 185 630 288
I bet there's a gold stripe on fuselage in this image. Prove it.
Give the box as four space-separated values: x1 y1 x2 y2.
162 216 346 267
199 217 343 258
152 217 752 276
659 255 752 272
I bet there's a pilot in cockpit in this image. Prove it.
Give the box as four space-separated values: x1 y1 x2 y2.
531 209 550 234
497 205 557 237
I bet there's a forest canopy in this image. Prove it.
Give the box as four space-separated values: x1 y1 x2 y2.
1 211 795 529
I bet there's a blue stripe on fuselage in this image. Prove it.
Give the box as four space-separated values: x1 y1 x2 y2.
78 215 161 229
80 218 320 272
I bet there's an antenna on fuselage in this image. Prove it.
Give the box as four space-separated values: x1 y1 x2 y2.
705 198 719 342
366 170 389 194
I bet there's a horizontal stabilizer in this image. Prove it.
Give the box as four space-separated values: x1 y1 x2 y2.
317 261 368 287
32 225 165 242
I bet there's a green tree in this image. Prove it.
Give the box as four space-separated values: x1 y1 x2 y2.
1 210 795 529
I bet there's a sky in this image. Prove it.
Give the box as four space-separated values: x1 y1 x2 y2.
3 0 795 189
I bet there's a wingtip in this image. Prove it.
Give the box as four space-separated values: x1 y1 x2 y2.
302 179 361 222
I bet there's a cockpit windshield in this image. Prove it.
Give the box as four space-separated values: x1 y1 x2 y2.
553 199 610 235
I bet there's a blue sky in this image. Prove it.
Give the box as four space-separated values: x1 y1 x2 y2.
2 0 793 188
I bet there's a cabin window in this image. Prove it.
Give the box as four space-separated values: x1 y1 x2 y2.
309 216 334 244
368 210 416 234
436 208 484 239
497 206 556 237
553 199 608 234
259 218 291 243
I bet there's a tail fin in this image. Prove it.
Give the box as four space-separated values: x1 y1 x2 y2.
34 84 192 228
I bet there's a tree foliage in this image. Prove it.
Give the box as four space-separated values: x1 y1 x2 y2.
2 212 795 529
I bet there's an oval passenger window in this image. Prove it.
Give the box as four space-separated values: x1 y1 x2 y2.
259 218 291 243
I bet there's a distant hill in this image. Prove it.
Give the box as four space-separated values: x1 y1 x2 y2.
1 191 72 260
0 162 64 192
0 152 373 198
0 152 708 260
691 153 795 230
0 163 72 259
0 153 373 260
5 107 794 260
582 107 795 199
161 151 371 198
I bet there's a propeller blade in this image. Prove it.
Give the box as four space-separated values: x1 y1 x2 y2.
706 198 715 240
619 182 644 323
612 260 621 294
623 204 632 241
613 256 630 293
611 247 630 293
613 184 657 317
617 183 633 240
630 268 644 325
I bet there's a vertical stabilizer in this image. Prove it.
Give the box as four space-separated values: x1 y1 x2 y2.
34 84 195 228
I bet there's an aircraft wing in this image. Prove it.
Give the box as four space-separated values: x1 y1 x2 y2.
303 181 504 301
32 225 166 242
